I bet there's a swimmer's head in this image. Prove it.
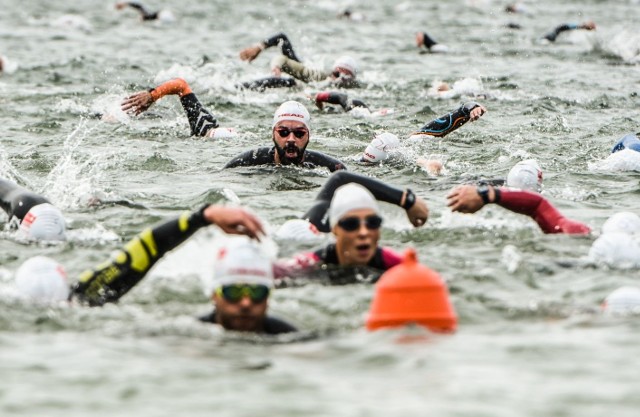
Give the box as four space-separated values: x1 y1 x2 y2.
15 256 69 303
362 132 400 163
602 212 640 236
332 56 358 79
588 233 640 269
210 237 273 332
275 219 323 242
329 183 381 228
602 286 640 314
18 203 66 242
272 101 311 165
506 159 543 193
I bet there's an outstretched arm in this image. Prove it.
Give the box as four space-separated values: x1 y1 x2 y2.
303 171 428 232
412 102 486 137
115 2 158 20
72 205 265 306
314 92 368 112
447 185 590 234
543 21 596 42
239 32 301 63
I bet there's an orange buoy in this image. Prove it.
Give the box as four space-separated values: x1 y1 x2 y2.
366 248 457 333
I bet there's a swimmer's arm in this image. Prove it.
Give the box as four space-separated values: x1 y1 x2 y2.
304 151 348 172
72 206 265 306
122 78 193 115
273 252 321 280
314 92 368 112
240 32 301 63
223 148 273 169
412 102 486 137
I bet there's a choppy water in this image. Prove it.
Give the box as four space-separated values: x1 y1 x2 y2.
1 0 640 415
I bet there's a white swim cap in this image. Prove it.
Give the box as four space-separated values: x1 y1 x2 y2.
602 286 640 314
329 183 380 228
212 237 274 291
362 133 400 163
588 233 640 268
275 219 323 242
601 212 640 235
206 127 238 139
332 55 358 76
18 203 66 241
272 101 311 131
506 159 543 192
15 256 69 303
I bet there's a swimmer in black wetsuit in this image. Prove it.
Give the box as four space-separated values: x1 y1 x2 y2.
415 31 449 53
0 179 66 241
313 91 369 113
115 2 159 20
542 21 596 42
238 32 360 90
224 100 347 172
62 204 294 334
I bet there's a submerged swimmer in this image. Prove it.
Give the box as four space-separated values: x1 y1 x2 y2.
238 32 360 90
16 204 296 334
115 2 173 21
542 21 596 42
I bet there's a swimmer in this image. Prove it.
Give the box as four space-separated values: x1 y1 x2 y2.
0 179 66 242
415 31 449 53
312 91 369 113
542 21 596 42
238 32 360 90
446 183 591 235
224 100 347 172
274 181 428 284
115 2 173 21
17 204 296 334
122 78 232 138
611 132 640 153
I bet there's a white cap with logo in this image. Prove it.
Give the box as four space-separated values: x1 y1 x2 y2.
602 286 640 314
18 203 66 241
362 132 400 163
272 101 311 131
329 183 380 228
211 237 274 292
506 159 543 192
601 212 640 236
332 55 358 77
15 256 69 303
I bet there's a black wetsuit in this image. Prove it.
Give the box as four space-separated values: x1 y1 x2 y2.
224 147 347 172
315 92 368 112
412 102 482 137
71 206 297 334
199 311 297 335
125 2 159 20
302 171 415 233
543 24 580 42
420 32 439 50
179 93 219 137
0 179 49 221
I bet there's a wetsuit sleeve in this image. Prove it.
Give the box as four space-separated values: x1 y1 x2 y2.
303 171 413 232
496 188 591 234
303 151 347 173
381 247 403 269
72 207 210 306
543 24 578 42
261 33 301 62
148 79 219 137
0 179 49 220
420 32 439 49
237 76 297 91
315 92 369 112
412 102 482 137
271 55 327 83
223 147 274 169
126 2 158 20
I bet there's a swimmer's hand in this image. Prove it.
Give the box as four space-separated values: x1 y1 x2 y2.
581 21 596 31
115 2 126 10
447 185 485 213
469 104 487 121
240 44 264 62
204 205 265 241
121 91 154 115
407 196 429 227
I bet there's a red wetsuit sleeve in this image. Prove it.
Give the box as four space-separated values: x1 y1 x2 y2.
150 78 193 102
381 247 403 269
497 188 590 235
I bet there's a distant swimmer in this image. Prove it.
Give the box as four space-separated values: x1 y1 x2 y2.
446 183 591 235
16 204 297 334
0 179 66 242
274 181 428 284
611 133 640 153
505 3 529 14
415 31 449 53
238 32 360 90
122 78 235 138
337 7 366 22
313 91 369 113
115 2 174 22
542 21 596 42
224 100 347 172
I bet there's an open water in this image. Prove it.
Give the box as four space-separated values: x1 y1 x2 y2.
1 0 640 416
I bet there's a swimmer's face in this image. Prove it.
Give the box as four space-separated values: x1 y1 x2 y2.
332 208 382 266
331 67 355 80
272 120 309 164
212 288 268 332
415 32 425 47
